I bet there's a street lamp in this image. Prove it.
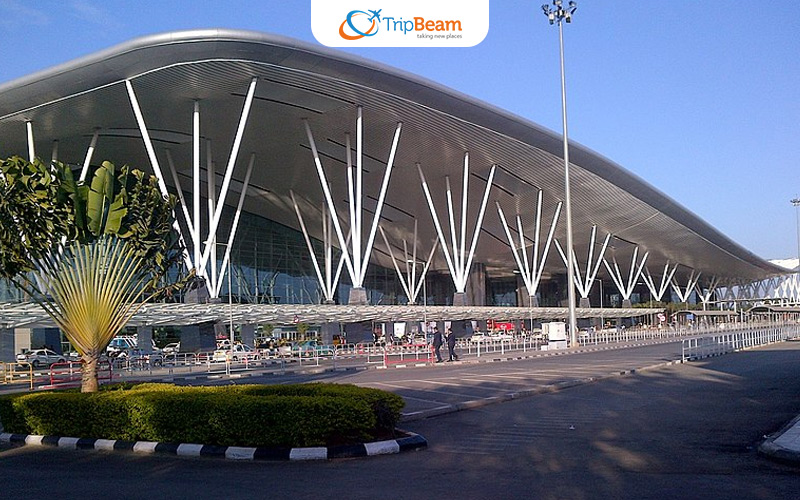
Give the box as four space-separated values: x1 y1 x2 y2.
792 198 800 304
542 0 579 346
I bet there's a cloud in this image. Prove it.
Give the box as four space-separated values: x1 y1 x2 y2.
68 0 122 30
0 0 51 27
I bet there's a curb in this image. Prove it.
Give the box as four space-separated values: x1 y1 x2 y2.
0 430 427 461
758 414 800 465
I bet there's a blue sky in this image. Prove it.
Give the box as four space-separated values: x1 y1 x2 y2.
1 0 798 260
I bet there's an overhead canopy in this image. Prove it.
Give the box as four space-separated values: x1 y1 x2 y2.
0 29 785 288
0 301 662 330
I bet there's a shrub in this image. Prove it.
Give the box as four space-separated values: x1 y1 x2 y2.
0 383 404 447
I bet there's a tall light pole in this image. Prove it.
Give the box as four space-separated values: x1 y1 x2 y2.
542 0 579 346
792 198 800 304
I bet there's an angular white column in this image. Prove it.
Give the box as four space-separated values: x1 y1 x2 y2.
193 101 202 276
641 262 678 302
214 153 256 298
379 221 438 304
51 140 59 162
125 79 193 271
199 77 258 276
602 247 649 307
26 121 35 162
417 155 496 298
205 140 216 287
695 276 720 309
671 270 701 303
165 149 195 248
79 128 100 182
554 225 611 305
303 108 403 304
496 191 562 306
290 192 349 304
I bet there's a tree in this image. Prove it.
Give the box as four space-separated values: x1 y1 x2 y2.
0 156 191 392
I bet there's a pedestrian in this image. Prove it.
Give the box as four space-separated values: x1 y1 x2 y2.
446 328 458 361
432 327 443 363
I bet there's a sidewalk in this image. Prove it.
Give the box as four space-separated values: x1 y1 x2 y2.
759 414 800 464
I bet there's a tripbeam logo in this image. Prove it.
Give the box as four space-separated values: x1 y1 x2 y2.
339 9 381 40
312 0 489 47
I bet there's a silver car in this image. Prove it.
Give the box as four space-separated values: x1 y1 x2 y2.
16 349 66 368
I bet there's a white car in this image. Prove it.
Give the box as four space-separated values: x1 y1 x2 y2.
489 332 515 341
162 342 180 354
469 333 488 343
107 336 137 354
16 349 66 368
212 343 259 362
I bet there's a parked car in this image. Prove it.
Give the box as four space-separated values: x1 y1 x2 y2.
212 343 259 362
16 349 66 368
116 349 164 367
489 332 515 341
106 336 137 355
292 340 335 357
469 333 488 343
162 342 180 355
276 342 294 357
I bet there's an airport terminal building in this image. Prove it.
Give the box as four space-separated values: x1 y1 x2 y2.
0 30 793 351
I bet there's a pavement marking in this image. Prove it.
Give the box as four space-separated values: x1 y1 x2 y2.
369 381 490 400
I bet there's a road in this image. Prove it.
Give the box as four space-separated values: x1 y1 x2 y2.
2 341 800 499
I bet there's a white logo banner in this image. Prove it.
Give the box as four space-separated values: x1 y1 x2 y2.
311 0 489 47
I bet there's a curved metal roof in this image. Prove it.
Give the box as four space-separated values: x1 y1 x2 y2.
0 29 783 286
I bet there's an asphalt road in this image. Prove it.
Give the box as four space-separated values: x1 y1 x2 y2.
3 341 800 499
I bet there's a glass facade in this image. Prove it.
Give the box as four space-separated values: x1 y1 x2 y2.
0 202 537 308
212 206 411 305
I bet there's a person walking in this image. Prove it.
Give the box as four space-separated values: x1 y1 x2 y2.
432 327 444 363
446 328 458 362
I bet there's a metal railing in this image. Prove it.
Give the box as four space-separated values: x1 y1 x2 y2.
681 323 800 362
1 362 34 390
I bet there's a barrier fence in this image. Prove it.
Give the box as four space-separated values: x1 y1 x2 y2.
5 321 799 390
681 323 800 362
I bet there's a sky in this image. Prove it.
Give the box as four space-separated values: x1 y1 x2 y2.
0 0 798 261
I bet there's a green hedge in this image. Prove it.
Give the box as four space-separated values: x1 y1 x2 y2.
0 383 404 447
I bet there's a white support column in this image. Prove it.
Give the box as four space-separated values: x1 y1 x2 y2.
496 191 562 304
417 158 496 296
199 77 258 275
215 153 256 298
671 270 701 303
602 247 649 306
695 275 721 309
206 141 217 292
79 128 100 182
51 140 59 163
125 79 193 271
413 241 439 303
554 226 611 304
193 101 202 275
303 120 355 282
26 121 35 162
379 226 414 302
642 262 678 302
359 121 402 285
125 80 170 195
165 148 197 258
303 110 403 303
418 164 458 284
292 192 328 302
379 223 439 305
290 191 350 303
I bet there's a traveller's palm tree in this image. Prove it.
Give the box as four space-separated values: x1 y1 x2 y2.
0 156 191 392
